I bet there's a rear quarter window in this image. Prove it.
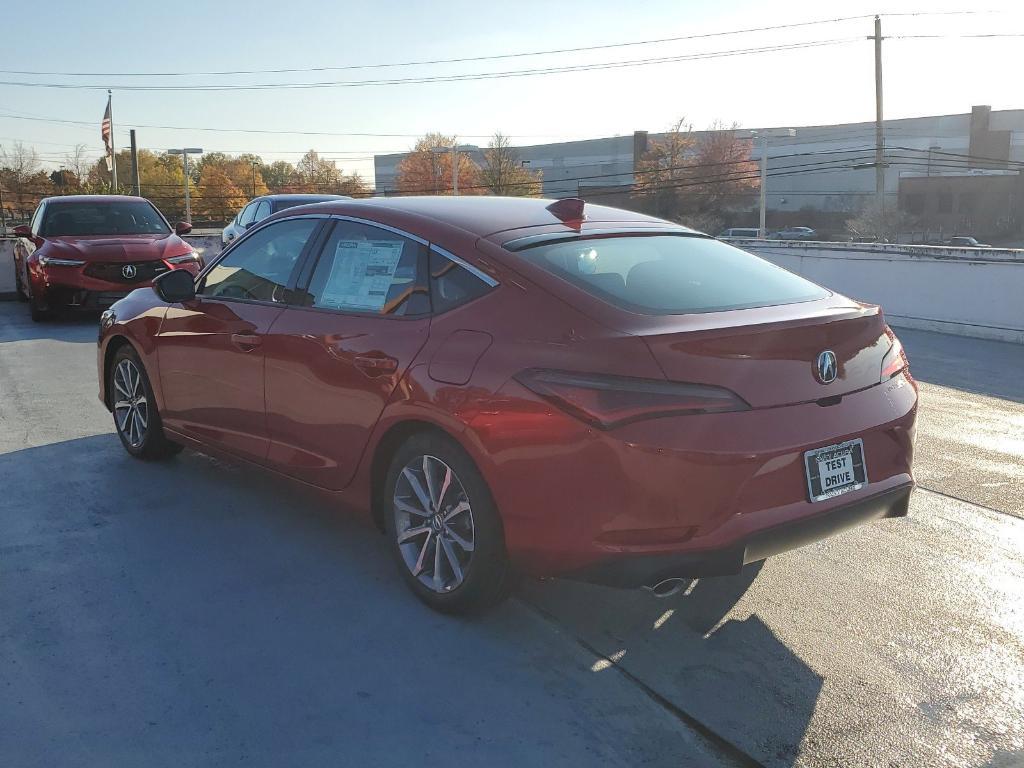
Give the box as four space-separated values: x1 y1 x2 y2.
517 234 828 315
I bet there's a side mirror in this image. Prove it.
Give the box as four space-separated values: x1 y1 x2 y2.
153 268 196 304
13 225 32 238
174 221 193 236
244 220 257 230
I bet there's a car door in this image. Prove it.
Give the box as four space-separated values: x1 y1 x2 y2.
262 218 432 489
156 216 324 463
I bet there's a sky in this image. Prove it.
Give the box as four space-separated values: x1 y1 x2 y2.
2 0 1022 185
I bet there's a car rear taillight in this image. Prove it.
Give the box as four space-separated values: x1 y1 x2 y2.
880 331 908 381
514 369 750 429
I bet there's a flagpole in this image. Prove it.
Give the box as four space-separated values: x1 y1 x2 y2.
108 90 118 191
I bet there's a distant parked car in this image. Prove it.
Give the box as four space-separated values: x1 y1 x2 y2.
946 236 990 248
770 226 817 241
718 227 760 238
221 194 349 246
12 195 200 321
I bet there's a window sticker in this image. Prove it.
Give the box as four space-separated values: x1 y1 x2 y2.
319 239 405 311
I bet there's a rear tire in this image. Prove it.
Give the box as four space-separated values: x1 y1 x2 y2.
109 345 183 461
383 432 512 615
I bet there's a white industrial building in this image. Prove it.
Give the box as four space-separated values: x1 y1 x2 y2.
373 106 1024 220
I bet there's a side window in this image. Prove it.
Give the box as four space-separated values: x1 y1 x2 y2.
30 203 45 235
429 249 493 314
237 202 257 227
253 200 272 223
201 218 319 303
301 221 428 316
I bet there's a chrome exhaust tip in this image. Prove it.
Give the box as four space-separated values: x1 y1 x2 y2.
643 578 688 599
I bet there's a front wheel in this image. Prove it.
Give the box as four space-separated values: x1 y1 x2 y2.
110 346 183 460
384 432 512 614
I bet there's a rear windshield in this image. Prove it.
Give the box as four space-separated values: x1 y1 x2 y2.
517 234 828 314
41 201 169 237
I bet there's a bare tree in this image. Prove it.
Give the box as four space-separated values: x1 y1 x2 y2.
0 141 46 214
481 133 543 196
64 144 91 189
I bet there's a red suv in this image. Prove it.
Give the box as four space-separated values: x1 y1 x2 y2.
97 197 917 614
13 195 201 320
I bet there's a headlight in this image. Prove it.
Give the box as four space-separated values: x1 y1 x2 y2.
38 255 85 267
166 250 200 265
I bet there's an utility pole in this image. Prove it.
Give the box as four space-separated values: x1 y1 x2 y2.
451 143 459 196
872 16 885 227
0 184 6 237
129 129 141 196
251 160 259 198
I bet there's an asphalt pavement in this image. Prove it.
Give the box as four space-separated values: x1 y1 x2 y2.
1 304 1021 768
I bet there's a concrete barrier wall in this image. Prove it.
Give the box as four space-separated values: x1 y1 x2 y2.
2 233 1021 343
727 239 1024 344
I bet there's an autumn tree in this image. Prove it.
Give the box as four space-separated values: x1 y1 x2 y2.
481 133 542 196
633 119 758 231
195 166 247 224
396 134 483 196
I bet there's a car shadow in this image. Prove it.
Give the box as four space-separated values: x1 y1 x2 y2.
0 304 99 344
896 326 1024 404
0 434 729 766
520 563 824 767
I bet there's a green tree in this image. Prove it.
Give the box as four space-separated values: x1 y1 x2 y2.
263 160 297 190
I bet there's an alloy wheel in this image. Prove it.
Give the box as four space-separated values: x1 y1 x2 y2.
113 359 149 449
393 454 476 593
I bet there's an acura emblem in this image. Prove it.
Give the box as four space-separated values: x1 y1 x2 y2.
815 350 838 384
122 264 137 279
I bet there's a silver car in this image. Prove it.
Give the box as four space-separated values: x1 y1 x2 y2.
221 194 349 246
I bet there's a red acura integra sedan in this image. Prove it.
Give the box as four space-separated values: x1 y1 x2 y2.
13 195 201 320
96 196 917 613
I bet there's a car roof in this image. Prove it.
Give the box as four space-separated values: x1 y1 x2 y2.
288 196 688 240
42 195 152 205
261 194 348 201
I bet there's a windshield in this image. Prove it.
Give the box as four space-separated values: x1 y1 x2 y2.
518 234 829 314
40 201 170 237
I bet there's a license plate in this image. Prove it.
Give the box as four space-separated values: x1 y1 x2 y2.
804 438 868 502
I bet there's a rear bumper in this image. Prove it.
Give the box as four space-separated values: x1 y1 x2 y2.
566 483 913 588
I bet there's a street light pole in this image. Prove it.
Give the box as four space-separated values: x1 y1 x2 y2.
167 148 203 225
750 128 796 239
759 134 768 238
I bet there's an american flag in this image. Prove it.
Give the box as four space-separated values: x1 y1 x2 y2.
101 97 113 170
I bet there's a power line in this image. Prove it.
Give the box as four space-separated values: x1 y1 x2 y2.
0 38 861 91
0 10 993 79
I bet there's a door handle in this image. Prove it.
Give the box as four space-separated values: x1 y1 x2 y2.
353 354 399 376
231 332 262 351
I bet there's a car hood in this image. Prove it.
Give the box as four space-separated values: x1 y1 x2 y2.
45 234 187 263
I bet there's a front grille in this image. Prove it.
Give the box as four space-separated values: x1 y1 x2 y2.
83 261 168 284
